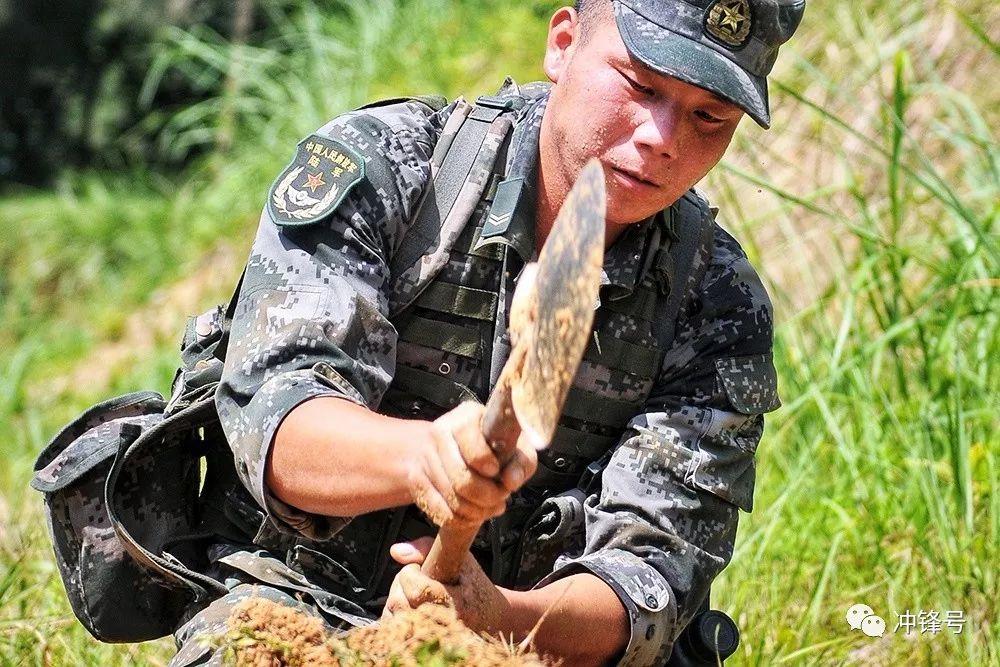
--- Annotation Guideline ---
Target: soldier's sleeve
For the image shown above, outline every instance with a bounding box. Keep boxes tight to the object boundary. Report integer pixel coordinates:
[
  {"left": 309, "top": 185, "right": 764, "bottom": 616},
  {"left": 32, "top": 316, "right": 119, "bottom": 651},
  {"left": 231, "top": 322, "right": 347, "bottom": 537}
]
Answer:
[
  {"left": 533, "top": 224, "right": 781, "bottom": 665},
  {"left": 216, "top": 100, "right": 452, "bottom": 541}
]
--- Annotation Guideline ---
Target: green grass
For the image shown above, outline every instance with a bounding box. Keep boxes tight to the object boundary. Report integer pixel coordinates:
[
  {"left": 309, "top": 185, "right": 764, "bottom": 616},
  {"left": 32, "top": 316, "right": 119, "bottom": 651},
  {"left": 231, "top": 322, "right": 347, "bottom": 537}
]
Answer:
[{"left": 1, "top": 0, "right": 997, "bottom": 664}]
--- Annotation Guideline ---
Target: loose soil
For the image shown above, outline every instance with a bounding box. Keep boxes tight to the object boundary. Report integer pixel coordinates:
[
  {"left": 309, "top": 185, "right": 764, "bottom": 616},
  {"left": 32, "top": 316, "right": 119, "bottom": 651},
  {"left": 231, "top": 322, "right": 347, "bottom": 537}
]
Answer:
[{"left": 217, "top": 597, "right": 556, "bottom": 666}]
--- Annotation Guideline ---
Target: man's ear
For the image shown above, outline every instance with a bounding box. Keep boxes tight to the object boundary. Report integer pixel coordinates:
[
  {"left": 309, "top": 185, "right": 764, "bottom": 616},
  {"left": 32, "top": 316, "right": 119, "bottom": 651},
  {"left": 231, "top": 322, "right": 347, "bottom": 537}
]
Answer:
[{"left": 543, "top": 7, "right": 581, "bottom": 84}]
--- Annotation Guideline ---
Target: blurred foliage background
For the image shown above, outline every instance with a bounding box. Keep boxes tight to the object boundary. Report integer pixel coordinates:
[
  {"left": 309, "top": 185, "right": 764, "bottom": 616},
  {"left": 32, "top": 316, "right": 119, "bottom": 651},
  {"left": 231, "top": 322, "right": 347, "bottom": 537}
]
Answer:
[{"left": 0, "top": 0, "right": 997, "bottom": 665}]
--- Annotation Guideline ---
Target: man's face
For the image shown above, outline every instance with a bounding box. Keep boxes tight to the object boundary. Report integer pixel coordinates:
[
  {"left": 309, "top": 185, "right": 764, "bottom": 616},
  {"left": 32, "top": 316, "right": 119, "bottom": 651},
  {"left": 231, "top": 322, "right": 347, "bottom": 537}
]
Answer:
[{"left": 541, "top": 8, "right": 744, "bottom": 227}]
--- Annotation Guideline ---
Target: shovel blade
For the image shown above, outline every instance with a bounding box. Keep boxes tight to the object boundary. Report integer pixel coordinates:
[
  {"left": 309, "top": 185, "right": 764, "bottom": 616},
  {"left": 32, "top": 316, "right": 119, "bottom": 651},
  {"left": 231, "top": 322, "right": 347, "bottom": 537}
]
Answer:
[{"left": 512, "top": 158, "right": 606, "bottom": 446}]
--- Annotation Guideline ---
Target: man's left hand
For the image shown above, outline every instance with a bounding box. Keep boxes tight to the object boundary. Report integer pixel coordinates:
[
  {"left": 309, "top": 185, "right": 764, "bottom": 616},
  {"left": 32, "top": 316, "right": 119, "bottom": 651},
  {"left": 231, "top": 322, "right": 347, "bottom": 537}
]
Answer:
[{"left": 382, "top": 536, "right": 511, "bottom": 635}]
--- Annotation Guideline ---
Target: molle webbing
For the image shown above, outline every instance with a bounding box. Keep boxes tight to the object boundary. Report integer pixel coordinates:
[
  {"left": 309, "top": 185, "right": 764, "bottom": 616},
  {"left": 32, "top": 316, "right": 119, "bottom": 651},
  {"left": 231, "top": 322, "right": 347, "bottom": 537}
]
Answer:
[
  {"left": 583, "top": 333, "right": 665, "bottom": 378},
  {"left": 399, "top": 314, "right": 481, "bottom": 358},
  {"left": 561, "top": 387, "right": 644, "bottom": 427},
  {"left": 413, "top": 282, "right": 498, "bottom": 321},
  {"left": 600, "top": 285, "right": 659, "bottom": 322},
  {"left": 527, "top": 194, "right": 716, "bottom": 489},
  {"left": 389, "top": 365, "right": 477, "bottom": 409}
]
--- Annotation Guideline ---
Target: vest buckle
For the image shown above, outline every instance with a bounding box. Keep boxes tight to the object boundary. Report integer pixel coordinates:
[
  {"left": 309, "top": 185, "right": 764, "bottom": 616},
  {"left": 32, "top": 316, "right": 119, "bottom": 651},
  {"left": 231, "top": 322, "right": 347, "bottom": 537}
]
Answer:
[
  {"left": 475, "top": 94, "right": 524, "bottom": 112},
  {"left": 578, "top": 452, "right": 612, "bottom": 495}
]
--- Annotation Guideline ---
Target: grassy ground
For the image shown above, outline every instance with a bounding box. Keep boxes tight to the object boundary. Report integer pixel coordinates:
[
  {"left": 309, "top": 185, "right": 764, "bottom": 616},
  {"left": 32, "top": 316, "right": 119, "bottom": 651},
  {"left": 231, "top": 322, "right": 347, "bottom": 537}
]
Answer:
[{"left": 1, "top": 1, "right": 996, "bottom": 664}]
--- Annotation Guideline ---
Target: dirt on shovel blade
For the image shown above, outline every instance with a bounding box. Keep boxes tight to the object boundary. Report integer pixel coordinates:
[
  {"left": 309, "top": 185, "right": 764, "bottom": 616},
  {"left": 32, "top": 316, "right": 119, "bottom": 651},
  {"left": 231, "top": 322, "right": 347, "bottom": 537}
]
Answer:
[{"left": 214, "top": 596, "right": 558, "bottom": 666}]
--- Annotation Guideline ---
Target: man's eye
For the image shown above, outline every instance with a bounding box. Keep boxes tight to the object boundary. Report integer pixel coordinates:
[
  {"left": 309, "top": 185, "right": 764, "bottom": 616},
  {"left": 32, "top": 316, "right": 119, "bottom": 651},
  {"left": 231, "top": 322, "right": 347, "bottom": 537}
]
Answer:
[
  {"left": 623, "top": 73, "right": 656, "bottom": 97},
  {"left": 695, "top": 110, "right": 723, "bottom": 123}
]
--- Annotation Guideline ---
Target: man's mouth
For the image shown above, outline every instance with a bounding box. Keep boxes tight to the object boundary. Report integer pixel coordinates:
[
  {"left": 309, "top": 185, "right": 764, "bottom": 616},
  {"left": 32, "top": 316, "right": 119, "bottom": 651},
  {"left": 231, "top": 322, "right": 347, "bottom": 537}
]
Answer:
[{"left": 608, "top": 165, "right": 660, "bottom": 189}]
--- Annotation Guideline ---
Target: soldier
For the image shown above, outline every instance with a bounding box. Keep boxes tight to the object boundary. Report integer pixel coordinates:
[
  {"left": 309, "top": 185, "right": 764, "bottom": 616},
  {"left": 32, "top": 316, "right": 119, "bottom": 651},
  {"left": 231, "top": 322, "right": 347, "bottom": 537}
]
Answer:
[{"left": 171, "top": 1, "right": 804, "bottom": 665}]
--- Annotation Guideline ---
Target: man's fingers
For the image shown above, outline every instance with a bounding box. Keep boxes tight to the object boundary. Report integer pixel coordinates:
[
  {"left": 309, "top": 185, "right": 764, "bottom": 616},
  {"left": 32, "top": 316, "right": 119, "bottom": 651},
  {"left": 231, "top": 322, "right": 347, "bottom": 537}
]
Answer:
[
  {"left": 383, "top": 575, "right": 410, "bottom": 618},
  {"left": 389, "top": 542, "right": 422, "bottom": 566},
  {"left": 500, "top": 444, "right": 538, "bottom": 492},
  {"left": 438, "top": 430, "right": 508, "bottom": 510},
  {"left": 451, "top": 402, "right": 500, "bottom": 478},
  {"left": 411, "top": 472, "right": 456, "bottom": 528},
  {"left": 427, "top": 400, "right": 515, "bottom": 527},
  {"left": 389, "top": 536, "right": 435, "bottom": 566},
  {"left": 427, "top": 425, "right": 463, "bottom": 512},
  {"left": 398, "top": 563, "right": 452, "bottom": 608},
  {"left": 452, "top": 470, "right": 509, "bottom": 509}
]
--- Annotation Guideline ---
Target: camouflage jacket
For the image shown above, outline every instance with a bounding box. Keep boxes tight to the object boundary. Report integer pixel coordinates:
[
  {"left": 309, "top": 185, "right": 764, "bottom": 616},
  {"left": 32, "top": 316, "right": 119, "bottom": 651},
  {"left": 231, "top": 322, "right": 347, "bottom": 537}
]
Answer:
[{"left": 214, "top": 79, "right": 780, "bottom": 665}]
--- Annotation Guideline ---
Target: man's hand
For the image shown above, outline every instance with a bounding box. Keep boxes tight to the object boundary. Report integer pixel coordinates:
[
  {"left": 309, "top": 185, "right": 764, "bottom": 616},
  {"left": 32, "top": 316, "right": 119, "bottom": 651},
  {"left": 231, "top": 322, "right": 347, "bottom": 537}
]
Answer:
[
  {"left": 382, "top": 536, "right": 512, "bottom": 634},
  {"left": 406, "top": 401, "right": 537, "bottom": 529}
]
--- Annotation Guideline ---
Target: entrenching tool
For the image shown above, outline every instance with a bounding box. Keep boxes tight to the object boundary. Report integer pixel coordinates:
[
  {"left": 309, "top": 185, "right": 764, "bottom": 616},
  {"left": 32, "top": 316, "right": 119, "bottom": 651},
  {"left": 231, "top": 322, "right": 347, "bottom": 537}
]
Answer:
[{"left": 421, "top": 158, "right": 607, "bottom": 585}]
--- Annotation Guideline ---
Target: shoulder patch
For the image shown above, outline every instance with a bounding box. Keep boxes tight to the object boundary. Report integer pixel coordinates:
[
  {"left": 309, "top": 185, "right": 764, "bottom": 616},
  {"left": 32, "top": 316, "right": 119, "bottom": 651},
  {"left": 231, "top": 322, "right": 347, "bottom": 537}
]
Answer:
[{"left": 268, "top": 134, "right": 365, "bottom": 226}]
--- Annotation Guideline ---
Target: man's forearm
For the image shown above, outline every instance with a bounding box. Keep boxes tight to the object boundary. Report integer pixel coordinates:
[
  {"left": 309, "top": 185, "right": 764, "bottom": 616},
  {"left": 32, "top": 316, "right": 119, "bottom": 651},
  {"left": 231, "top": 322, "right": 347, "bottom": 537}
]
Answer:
[
  {"left": 268, "top": 396, "right": 426, "bottom": 517},
  {"left": 502, "top": 573, "right": 629, "bottom": 666}
]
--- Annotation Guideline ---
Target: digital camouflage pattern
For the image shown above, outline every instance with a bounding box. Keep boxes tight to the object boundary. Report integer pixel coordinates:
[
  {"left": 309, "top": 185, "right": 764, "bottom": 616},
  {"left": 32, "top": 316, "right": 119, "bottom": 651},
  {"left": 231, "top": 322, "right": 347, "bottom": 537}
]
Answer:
[
  {"left": 31, "top": 394, "right": 171, "bottom": 641},
  {"left": 168, "top": 79, "right": 781, "bottom": 666}
]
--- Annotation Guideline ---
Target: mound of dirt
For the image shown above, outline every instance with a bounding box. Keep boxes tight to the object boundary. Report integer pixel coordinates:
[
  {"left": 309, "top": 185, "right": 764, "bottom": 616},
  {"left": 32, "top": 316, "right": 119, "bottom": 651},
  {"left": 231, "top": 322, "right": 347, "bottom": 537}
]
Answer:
[{"left": 216, "top": 597, "right": 556, "bottom": 666}]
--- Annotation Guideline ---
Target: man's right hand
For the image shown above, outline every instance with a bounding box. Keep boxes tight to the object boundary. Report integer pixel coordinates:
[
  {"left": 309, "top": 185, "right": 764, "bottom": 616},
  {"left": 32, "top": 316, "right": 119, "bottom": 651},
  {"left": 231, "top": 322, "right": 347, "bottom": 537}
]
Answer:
[{"left": 407, "top": 401, "right": 538, "bottom": 528}]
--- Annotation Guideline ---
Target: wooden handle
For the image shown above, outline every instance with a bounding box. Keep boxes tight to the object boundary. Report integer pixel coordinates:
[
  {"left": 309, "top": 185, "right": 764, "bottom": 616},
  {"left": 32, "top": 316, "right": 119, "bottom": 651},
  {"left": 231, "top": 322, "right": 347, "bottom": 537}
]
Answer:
[{"left": 420, "top": 376, "right": 521, "bottom": 584}]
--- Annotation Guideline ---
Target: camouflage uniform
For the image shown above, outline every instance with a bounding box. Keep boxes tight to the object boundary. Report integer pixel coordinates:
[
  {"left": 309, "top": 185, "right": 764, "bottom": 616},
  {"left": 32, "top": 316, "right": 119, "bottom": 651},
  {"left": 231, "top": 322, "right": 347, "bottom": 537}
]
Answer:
[{"left": 169, "top": 76, "right": 780, "bottom": 666}]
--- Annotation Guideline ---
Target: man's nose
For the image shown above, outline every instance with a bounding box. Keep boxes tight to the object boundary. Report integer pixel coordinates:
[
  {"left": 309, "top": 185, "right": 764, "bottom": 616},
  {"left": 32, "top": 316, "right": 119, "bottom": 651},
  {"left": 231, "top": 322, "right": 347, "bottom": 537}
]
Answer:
[{"left": 632, "top": 103, "right": 681, "bottom": 159}]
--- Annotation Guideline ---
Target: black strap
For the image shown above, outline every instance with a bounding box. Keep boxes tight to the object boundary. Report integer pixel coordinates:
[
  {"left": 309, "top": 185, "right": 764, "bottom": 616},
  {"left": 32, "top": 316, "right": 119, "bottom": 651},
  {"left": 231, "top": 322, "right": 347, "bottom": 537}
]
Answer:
[
  {"left": 414, "top": 281, "right": 498, "bottom": 321},
  {"left": 659, "top": 194, "right": 716, "bottom": 345},
  {"left": 561, "top": 387, "right": 644, "bottom": 427},
  {"left": 391, "top": 365, "right": 478, "bottom": 409},
  {"left": 212, "top": 266, "right": 247, "bottom": 363},
  {"left": 601, "top": 286, "right": 659, "bottom": 322},
  {"left": 357, "top": 95, "right": 449, "bottom": 112},
  {"left": 550, "top": 425, "right": 617, "bottom": 459}
]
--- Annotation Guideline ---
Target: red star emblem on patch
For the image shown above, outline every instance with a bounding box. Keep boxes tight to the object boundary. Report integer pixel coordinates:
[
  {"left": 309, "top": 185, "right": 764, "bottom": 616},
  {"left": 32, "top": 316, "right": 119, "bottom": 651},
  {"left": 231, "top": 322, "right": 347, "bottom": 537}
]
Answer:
[{"left": 304, "top": 171, "right": 326, "bottom": 192}]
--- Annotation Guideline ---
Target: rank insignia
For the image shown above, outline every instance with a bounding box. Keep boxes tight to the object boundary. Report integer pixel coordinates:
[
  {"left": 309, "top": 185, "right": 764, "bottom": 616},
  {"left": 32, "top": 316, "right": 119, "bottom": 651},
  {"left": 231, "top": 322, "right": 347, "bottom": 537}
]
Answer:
[
  {"left": 268, "top": 134, "right": 365, "bottom": 225},
  {"left": 705, "top": 0, "right": 753, "bottom": 48}
]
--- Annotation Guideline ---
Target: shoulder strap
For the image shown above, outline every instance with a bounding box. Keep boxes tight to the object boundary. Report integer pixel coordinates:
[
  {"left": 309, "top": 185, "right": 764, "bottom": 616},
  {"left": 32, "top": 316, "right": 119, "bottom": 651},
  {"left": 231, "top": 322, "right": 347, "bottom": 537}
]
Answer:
[
  {"left": 211, "top": 266, "right": 246, "bottom": 363},
  {"left": 655, "top": 190, "right": 717, "bottom": 345},
  {"left": 387, "top": 98, "right": 516, "bottom": 317},
  {"left": 357, "top": 94, "right": 449, "bottom": 113}
]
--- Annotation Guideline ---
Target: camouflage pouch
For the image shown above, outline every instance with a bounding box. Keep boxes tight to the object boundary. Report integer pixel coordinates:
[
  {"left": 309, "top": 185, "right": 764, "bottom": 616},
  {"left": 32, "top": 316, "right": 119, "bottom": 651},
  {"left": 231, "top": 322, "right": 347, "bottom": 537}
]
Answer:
[
  {"left": 31, "top": 391, "right": 171, "bottom": 640},
  {"left": 30, "top": 287, "right": 243, "bottom": 641},
  {"left": 510, "top": 488, "right": 588, "bottom": 589}
]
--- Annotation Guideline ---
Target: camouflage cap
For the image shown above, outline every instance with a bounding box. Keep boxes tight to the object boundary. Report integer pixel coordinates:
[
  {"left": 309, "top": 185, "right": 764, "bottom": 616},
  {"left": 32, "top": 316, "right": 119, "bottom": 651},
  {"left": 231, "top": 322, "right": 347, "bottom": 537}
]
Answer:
[{"left": 613, "top": 0, "right": 805, "bottom": 128}]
